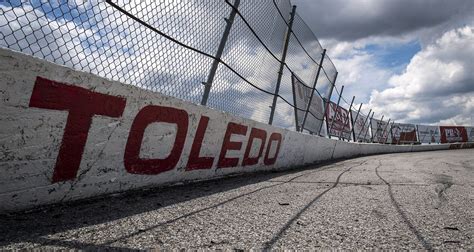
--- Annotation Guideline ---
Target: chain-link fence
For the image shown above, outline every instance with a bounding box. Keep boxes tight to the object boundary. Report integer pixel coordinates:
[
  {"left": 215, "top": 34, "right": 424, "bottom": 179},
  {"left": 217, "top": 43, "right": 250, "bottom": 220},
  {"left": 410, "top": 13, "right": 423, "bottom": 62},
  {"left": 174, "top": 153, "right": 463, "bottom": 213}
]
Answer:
[
  {"left": 4, "top": 1, "right": 469, "bottom": 145},
  {"left": 0, "top": 0, "right": 339, "bottom": 131}
]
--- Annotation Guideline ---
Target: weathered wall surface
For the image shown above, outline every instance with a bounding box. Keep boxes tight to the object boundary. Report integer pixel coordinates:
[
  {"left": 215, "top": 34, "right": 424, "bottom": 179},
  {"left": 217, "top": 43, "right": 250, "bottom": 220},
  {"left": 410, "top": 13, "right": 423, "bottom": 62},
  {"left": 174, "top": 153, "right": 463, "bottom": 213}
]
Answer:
[{"left": 0, "top": 48, "right": 459, "bottom": 213}]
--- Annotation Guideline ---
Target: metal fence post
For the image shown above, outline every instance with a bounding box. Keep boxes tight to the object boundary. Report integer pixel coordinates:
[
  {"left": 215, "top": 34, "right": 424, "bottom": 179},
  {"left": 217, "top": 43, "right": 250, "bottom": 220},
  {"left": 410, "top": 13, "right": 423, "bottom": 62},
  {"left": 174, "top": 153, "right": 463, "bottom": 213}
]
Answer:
[
  {"left": 363, "top": 111, "right": 374, "bottom": 142},
  {"left": 291, "top": 77, "right": 300, "bottom": 131},
  {"left": 319, "top": 72, "right": 338, "bottom": 136},
  {"left": 201, "top": 0, "right": 240, "bottom": 106},
  {"left": 338, "top": 95, "right": 354, "bottom": 140},
  {"left": 416, "top": 125, "right": 423, "bottom": 143},
  {"left": 384, "top": 121, "right": 395, "bottom": 144},
  {"left": 371, "top": 115, "right": 384, "bottom": 143},
  {"left": 300, "top": 49, "right": 326, "bottom": 132},
  {"left": 268, "top": 5, "right": 297, "bottom": 125},
  {"left": 357, "top": 108, "right": 371, "bottom": 141},
  {"left": 351, "top": 103, "right": 363, "bottom": 141},
  {"left": 381, "top": 118, "right": 391, "bottom": 144},
  {"left": 328, "top": 85, "right": 344, "bottom": 137}
]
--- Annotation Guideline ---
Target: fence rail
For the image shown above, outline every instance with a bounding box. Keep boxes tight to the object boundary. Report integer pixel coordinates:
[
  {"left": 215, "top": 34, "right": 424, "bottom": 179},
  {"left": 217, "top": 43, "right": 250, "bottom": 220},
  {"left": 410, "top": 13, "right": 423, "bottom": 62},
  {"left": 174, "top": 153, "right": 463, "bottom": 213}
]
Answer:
[{"left": 1, "top": 0, "right": 472, "bottom": 144}]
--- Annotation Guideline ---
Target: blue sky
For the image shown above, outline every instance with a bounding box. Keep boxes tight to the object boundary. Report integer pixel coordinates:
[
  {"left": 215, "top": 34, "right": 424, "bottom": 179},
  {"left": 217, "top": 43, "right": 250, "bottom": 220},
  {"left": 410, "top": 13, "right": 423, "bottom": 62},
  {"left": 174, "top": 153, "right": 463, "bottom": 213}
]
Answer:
[
  {"left": 362, "top": 41, "right": 421, "bottom": 70},
  {"left": 294, "top": 0, "right": 474, "bottom": 125}
]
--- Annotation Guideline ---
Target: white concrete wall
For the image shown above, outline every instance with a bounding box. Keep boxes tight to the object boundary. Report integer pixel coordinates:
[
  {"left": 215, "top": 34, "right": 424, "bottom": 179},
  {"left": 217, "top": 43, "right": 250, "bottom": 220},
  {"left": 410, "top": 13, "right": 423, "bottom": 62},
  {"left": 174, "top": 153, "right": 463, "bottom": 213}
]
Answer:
[{"left": 0, "top": 48, "right": 462, "bottom": 213}]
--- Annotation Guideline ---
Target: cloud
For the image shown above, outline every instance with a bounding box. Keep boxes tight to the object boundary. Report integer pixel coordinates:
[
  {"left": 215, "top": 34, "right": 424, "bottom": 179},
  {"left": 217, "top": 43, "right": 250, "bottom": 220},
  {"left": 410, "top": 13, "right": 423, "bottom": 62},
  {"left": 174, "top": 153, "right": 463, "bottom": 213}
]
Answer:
[
  {"left": 368, "top": 26, "right": 474, "bottom": 125},
  {"left": 2, "top": 1, "right": 472, "bottom": 128},
  {"left": 292, "top": 0, "right": 474, "bottom": 41},
  {"left": 331, "top": 52, "right": 391, "bottom": 105}
]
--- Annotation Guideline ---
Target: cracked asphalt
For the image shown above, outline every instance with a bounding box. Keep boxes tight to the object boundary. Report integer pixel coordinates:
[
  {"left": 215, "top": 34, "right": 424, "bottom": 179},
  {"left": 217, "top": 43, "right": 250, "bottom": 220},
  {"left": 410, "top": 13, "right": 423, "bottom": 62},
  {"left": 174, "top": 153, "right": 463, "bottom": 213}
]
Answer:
[{"left": 1, "top": 149, "right": 473, "bottom": 250}]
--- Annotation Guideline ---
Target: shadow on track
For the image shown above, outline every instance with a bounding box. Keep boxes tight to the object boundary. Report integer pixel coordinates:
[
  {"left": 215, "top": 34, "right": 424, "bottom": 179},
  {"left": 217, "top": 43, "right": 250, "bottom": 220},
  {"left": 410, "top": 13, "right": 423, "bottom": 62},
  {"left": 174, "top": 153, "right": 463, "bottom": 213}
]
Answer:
[{"left": 0, "top": 158, "right": 360, "bottom": 250}]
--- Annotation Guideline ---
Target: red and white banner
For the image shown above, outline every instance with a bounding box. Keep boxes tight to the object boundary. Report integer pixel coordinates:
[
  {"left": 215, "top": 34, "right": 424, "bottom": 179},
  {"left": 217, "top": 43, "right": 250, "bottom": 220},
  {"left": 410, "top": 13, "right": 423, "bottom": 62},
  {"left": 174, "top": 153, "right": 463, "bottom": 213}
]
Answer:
[
  {"left": 440, "top": 126, "right": 468, "bottom": 143},
  {"left": 417, "top": 125, "right": 440, "bottom": 144},
  {"left": 326, "top": 101, "right": 351, "bottom": 140},
  {"left": 371, "top": 118, "right": 390, "bottom": 143},
  {"left": 390, "top": 123, "right": 417, "bottom": 144},
  {"left": 291, "top": 74, "right": 324, "bottom": 133},
  {"left": 351, "top": 111, "right": 370, "bottom": 142}
]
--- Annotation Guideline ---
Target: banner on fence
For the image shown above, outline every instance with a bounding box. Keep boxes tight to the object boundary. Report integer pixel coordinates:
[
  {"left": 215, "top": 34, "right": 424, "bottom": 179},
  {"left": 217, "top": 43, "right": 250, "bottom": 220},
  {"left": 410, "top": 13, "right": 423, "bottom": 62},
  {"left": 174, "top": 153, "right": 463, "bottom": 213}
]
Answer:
[
  {"left": 326, "top": 101, "right": 351, "bottom": 139},
  {"left": 440, "top": 126, "right": 468, "bottom": 143},
  {"left": 467, "top": 127, "right": 474, "bottom": 142},
  {"left": 391, "top": 123, "right": 417, "bottom": 144},
  {"left": 291, "top": 74, "right": 324, "bottom": 133},
  {"left": 351, "top": 111, "right": 370, "bottom": 142},
  {"left": 371, "top": 118, "right": 390, "bottom": 143},
  {"left": 417, "top": 125, "right": 440, "bottom": 143}
]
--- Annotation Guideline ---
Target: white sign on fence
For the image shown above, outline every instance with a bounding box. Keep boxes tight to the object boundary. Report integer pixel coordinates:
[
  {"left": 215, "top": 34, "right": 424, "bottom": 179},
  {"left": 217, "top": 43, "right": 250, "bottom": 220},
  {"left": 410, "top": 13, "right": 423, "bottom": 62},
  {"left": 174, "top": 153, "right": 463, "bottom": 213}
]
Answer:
[
  {"left": 417, "top": 125, "right": 440, "bottom": 143},
  {"left": 371, "top": 118, "right": 390, "bottom": 143},
  {"left": 391, "top": 123, "right": 417, "bottom": 144},
  {"left": 291, "top": 74, "right": 324, "bottom": 134},
  {"left": 326, "top": 101, "right": 351, "bottom": 140},
  {"left": 351, "top": 111, "right": 370, "bottom": 142}
]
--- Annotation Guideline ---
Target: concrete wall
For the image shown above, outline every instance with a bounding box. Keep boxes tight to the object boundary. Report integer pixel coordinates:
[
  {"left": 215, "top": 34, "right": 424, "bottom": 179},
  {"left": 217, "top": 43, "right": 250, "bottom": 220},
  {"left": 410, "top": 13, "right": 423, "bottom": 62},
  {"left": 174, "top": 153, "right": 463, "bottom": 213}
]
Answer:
[{"left": 0, "top": 48, "right": 462, "bottom": 213}]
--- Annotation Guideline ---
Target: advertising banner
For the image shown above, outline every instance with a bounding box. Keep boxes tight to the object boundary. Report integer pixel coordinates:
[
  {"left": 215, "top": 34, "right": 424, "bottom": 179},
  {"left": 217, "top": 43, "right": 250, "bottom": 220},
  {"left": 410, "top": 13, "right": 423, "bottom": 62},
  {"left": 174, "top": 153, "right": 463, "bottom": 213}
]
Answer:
[
  {"left": 351, "top": 111, "right": 370, "bottom": 142},
  {"left": 467, "top": 127, "right": 474, "bottom": 142},
  {"left": 291, "top": 74, "right": 324, "bottom": 134},
  {"left": 326, "top": 101, "right": 351, "bottom": 140},
  {"left": 371, "top": 118, "right": 390, "bottom": 143},
  {"left": 417, "top": 125, "right": 441, "bottom": 143},
  {"left": 391, "top": 123, "right": 417, "bottom": 144},
  {"left": 439, "top": 126, "right": 468, "bottom": 143}
]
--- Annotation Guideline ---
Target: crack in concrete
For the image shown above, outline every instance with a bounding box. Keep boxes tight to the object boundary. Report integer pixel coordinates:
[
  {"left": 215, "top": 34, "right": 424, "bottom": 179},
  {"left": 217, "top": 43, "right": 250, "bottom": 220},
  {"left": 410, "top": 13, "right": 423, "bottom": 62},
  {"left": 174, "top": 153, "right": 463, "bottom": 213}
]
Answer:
[{"left": 58, "top": 120, "right": 122, "bottom": 203}]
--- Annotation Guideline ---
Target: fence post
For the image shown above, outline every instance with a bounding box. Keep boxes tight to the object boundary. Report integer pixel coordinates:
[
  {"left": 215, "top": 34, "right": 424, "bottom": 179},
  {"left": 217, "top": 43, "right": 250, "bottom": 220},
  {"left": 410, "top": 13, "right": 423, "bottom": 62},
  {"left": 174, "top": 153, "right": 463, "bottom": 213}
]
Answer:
[
  {"left": 416, "top": 125, "right": 422, "bottom": 143},
  {"left": 384, "top": 121, "right": 395, "bottom": 144},
  {"left": 300, "top": 49, "right": 326, "bottom": 132},
  {"left": 363, "top": 111, "right": 374, "bottom": 142},
  {"left": 381, "top": 118, "right": 391, "bottom": 144},
  {"left": 291, "top": 76, "right": 300, "bottom": 131},
  {"left": 328, "top": 85, "right": 344, "bottom": 138},
  {"left": 319, "top": 72, "right": 338, "bottom": 136},
  {"left": 371, "top": 115, "right": 384, "bottom": 143},
  {"left": 412, "top": 124, "right": 419, "bottom": 143},
  {"left": 201, "top": 0, "right": 240, "bottom": 106},
  {"left": 268, "top": 5, "right": 297, "bottom": 125},
  {"left": 338, "top": 95, "right": 354, "bottom": 140},
  {"left": 351, "top": 103, "right": 362, "bottom": 141},
  {"left": 357, "top": 108, "right": 371, "bottom": 141}
]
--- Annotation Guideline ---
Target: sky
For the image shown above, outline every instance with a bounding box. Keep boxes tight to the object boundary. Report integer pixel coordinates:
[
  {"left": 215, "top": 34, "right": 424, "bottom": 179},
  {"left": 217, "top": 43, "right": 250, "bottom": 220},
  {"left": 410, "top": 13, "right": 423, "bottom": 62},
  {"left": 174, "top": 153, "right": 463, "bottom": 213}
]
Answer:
[
  {"left": 293, "top": 0, "right": 474, "bottom": 125},
  {"left": 0, "top": 0, "right": 472, "bottom": 129}
]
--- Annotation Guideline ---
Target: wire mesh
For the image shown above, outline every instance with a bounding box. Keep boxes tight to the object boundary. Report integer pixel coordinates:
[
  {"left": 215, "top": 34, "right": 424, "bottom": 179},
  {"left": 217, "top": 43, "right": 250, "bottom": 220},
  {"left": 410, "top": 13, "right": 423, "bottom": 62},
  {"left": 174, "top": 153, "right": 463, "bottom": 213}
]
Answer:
[
  {"left": 0, "top": 0, "right": 339, "bottom": 132},
  {"left": 320, "top": 54, "right": 337, "bottom": 100},
  {"left": 207, "top": 0, "right": 290, "bottom": 124},
  {"left": 0, "top": 0, "right": 219, "bottom": 103}
]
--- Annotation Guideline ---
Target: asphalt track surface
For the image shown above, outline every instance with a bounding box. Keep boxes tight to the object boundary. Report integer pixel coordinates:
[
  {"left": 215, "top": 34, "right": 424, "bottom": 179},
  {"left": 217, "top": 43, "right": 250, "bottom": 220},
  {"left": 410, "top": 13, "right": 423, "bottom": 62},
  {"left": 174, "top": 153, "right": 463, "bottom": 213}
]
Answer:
[{"left": 1, "top": 149, "right": 473, "bottom": 250}]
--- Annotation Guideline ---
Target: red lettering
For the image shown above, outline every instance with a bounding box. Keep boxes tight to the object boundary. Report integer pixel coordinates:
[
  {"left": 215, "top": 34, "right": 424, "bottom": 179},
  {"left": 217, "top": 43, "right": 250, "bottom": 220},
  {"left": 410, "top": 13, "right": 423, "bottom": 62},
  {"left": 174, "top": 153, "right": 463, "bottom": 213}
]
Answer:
[
  {"left": 440, "top": 126, "right": 468, "bottom": 143},
  {"left": 186, "top": 116, "right": 214, "bottom": 170},
  {"left": 242, "top": 128, "right": 267, "bottom": 166},
  {"left": 217, "top": 122, "right": 248, "bottom": 168},
  {"left": 264, "top": 133, "right": 282, "bottom": 165},
  {"left": 29, "top": 77, "right": 126, "bottom": 183},
  {"left": 124, "top": 105, "right": 188, "bottom": 175}
]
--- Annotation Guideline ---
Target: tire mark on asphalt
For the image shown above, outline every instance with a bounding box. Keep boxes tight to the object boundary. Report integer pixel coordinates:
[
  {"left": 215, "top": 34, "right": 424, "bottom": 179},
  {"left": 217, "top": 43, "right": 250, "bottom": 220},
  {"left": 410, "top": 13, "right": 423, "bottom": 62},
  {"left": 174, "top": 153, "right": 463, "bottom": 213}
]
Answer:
[
  {"left": 374, "top": 160, "right": 433, "bottom": 251},
  {"left": 98, "top": 159, "right": 366, "bottom": 246},
  {"left": 263, "top": 159, "right": 368, "bottom": 249}
]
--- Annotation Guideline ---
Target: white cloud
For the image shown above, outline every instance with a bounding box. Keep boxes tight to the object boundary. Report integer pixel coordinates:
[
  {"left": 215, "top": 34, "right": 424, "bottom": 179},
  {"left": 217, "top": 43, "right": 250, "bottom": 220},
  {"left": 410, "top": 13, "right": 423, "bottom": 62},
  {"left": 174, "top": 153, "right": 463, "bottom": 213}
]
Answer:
[{"left": 368, "top": 26, "right": 474, "bottom": 125}]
